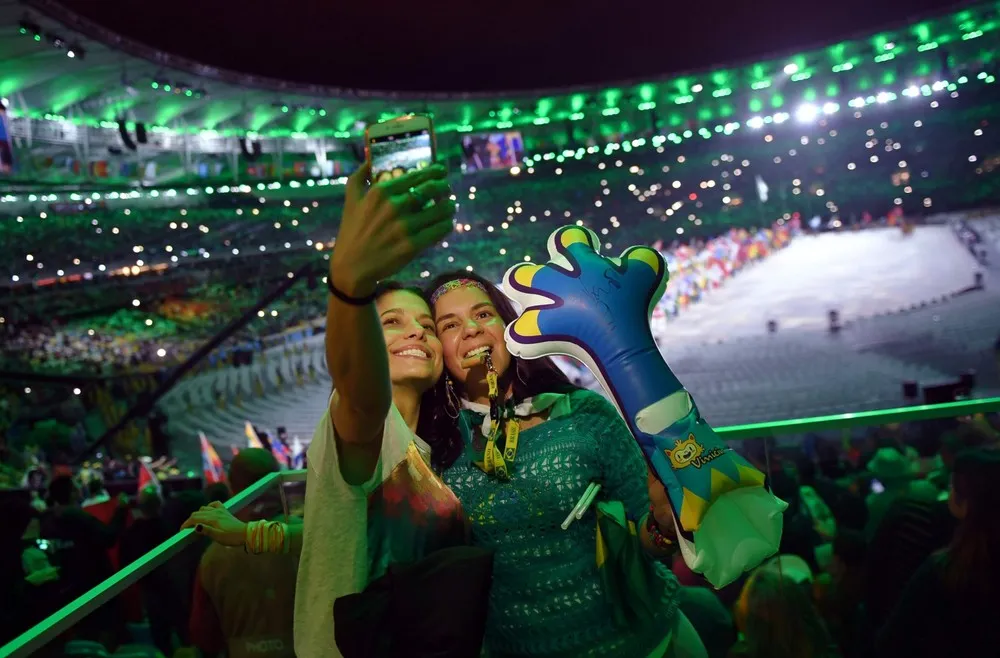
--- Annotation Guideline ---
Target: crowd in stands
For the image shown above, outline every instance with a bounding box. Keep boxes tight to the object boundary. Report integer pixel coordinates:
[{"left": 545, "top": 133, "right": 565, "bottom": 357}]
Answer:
[
  {"left": 4, "top": 78, "right": 999, "bottom": 380},
  {"left": 0, "top": 250, "right": 325, "bottom": 374},
  {"left": 1, "top": 413, "right": 997, "bottom": 657}
]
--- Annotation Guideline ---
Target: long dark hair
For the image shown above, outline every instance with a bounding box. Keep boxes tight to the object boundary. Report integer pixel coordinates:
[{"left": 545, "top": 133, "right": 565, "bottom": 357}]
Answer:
[
  {"left": 940, "top": 447, "right": 1000, "bottom": 595},
  {"left": 424, "top": 271, "right": 577, "bottom": 404},
  {"left": 737, "top": 569, "right": 836, "bottom": 658},
  {"left": 374, "top": 282, "right": 463, "bottom": 472}
]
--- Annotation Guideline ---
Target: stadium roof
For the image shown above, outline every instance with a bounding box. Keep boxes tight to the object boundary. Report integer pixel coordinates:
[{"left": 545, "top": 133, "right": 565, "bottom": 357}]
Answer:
[
  {"left": 1, "top": 0, "right": 998, "bottom": 140},
  {"left": 51, "top": 0, "right": 968, "bottom": 93}
]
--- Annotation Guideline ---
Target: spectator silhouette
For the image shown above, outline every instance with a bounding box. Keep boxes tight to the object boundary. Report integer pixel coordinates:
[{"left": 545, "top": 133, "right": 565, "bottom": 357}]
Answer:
[
  {"left": 40, "top": 475, "right": 128, "bottom": 644},
  {"left": 730, "top": 567, "right": 840, "bottom": 658},
  {"left": 120, "top": 486, "right": 189, "bottom": 656},
  {"left": 190, "top": 448, "right": 297, "bottom": 658},
  {"left": 0, "top": 497, "right": 61, "bottom": 645},
  {"left": 876, "top": 448, "right": 1000, "bottom": 657},
  {"left": 864, "top": 447, "right": 938, "bottom": 538}
]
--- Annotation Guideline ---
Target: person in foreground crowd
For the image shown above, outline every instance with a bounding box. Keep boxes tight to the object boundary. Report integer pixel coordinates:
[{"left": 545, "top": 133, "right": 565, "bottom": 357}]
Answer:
[
  {"left": 190, "top": 448, "right": 298, "bottom": 658},
  {"left": 426, "top": 271, "right": 706, "bottom": 658},
  {"left": 0, "top": 497, "right": 61, "bottom": 645},
  {"left": 875, "top": 447, "right": 1000, "bottom": 658},
  {"left": 41, "top": 475, "right": 130, "bottom": 644},
  {"left": 862, "top": 446, "right": 938, "bottom": 538},
  {"left": 185, "top": 162, "right": 475, "bottom": 658},
  {"left": 120, "top": 486, "right": 188, "bottom": 657},
  {"left": 729, "top": 567, "right": 840, "bottom": 658}
]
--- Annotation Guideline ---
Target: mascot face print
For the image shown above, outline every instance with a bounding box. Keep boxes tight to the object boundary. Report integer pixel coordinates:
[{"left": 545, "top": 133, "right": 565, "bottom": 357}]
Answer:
[{"left": 666, "top": 434, "right": 704, "bottom": 469}]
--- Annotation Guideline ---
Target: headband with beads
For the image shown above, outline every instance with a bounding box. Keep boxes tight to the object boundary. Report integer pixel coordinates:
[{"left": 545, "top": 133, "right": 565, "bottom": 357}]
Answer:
[{"left": 430, "top": 278, "right": 489, "bottom": 305}]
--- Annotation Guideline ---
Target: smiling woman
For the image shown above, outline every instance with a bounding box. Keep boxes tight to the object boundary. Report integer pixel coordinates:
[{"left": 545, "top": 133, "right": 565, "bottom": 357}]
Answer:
[
  {"left": 183, "top": 165, "right": 495, "bottom": 658},
  {"left": 425, "top": 271, "right": 706, "bottom": 658},
  {"left": 427, "top": 273, "right": 572, "bottom": 410},
  {"left": 379, "top": 286, "right": 442, "bottom": 386}
]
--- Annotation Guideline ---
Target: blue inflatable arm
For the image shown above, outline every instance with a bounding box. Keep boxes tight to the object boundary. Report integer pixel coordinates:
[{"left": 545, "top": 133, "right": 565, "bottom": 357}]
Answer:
[{"left": 502, "top": 226, "right": 787, "bottom": 588}]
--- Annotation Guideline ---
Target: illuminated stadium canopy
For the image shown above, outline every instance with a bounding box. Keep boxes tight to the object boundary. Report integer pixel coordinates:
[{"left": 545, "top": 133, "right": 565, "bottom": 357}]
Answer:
[{"left": 1, "top": 0, "right": 998, "bottom": 147}]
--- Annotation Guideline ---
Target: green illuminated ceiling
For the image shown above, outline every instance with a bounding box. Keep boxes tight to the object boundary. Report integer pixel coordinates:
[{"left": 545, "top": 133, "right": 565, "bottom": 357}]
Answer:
[{"left": 1, "top": 1, "right": 998, "bottom": 140}]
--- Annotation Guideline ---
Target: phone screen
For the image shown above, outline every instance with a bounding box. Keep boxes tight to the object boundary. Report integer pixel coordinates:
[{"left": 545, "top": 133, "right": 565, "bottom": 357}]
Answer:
[
  {"left": 870, "top": 478, "right": 885, "bottom": 494},
  {"left": 369, "top": 129, "right": 433, "bottom": 183}
]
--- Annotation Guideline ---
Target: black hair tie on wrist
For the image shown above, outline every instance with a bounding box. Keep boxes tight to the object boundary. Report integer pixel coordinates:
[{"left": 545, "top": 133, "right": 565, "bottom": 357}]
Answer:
[{"left": 327, "top": 276, "right": 377, "bottom": 306}]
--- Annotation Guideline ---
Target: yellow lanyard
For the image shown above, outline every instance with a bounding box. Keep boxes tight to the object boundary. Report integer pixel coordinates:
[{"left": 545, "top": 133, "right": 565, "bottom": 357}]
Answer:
[
  {"left": 482, "top": 417, "right": 520, "bottom": 480},
  {"left": 475, "top": 366, "right": 521, "bottom": 480}
]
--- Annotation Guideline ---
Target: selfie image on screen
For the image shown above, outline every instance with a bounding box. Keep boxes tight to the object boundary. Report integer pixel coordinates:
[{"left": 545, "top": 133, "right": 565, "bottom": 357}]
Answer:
[
  {"left": 370, "top": 130, "right": 433, "bottom": 183},
  {"left": 462, "top": 131, "right": 524, "bottom": 172}
]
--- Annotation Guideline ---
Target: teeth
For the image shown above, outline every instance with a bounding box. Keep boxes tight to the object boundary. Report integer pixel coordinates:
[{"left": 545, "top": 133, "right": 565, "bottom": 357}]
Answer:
[
  {"left": 463, "top": 346, "right": 491, "bottom": 359},
  {"left": 395, "top": 348, "right": 428, "bottom": 359}
]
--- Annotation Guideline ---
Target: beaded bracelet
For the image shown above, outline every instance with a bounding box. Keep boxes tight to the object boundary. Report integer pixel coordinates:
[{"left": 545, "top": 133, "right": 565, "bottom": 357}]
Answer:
[{"left": 646, "top": 504, "right": 676, "bottom": 552}]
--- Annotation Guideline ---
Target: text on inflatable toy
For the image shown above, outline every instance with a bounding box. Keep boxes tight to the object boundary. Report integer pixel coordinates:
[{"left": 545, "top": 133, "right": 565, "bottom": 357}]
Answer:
[{"left": 665, "top": 435, "right": 725, "bottom": 470}]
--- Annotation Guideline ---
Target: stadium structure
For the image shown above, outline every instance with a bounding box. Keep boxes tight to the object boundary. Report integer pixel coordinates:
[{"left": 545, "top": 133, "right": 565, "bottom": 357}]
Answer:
[
  {"left": 0, "top": 1, "right": 998, "bottom": 467},
  {"left": 2, "top": 2, "right": 1000, "bottom": 657}
]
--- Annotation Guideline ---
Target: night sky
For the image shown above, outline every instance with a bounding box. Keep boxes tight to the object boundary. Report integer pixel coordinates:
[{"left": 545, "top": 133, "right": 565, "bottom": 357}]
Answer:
[{"left": 59, "top": 0, "right": 968, "bottom": 93}]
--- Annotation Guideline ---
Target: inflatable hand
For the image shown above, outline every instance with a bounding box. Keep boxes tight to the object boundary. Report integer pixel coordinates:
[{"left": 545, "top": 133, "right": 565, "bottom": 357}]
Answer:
[{"left": 502, "top": 226, "right": 787, "bottom": 588}]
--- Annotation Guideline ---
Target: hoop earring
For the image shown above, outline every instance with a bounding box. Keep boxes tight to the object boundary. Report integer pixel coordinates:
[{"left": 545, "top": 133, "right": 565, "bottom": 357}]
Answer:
[
  {"left": 444, "top": 374, "right": 460, "bottom": 419},
  {"left": 516, "top": 359, "right": 528, "bottom": 388}
]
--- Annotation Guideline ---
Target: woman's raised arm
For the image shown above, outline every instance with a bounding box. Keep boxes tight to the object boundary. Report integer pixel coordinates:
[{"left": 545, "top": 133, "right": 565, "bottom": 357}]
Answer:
[{"left": 325, "top": 163, "right": 454, "bottom": 483}]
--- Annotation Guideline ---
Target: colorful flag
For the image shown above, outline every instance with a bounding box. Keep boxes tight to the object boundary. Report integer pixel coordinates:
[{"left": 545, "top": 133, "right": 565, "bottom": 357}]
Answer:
[
  {"left": 245, "top": 421, "right": 264, "bottom": 449},
  {"left": 271, "top": 440, "right": 291, "bottom": 469},
  {"left": 200, "top": 432, "right": 226, "bottom": 484},
  {"left": 137, "top": 458, "right": 162, "bottom": 496}
]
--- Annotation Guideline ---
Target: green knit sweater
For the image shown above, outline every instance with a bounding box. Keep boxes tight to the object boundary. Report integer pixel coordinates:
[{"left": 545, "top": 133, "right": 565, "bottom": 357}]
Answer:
[{"left": 443, "top": 389, "right": 679, "bottom": 658}]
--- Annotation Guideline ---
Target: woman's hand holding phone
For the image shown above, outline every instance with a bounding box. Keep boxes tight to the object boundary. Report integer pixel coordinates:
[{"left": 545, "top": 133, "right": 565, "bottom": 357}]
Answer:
[{"left": 331, "top": 162, "right": 455, "bottom": 298}]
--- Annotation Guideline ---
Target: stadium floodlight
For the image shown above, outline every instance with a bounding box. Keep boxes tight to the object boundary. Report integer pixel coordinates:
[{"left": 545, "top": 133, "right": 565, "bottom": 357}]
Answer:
[
  {"left": 772, "top": 112, "right": 790, "bottom": 124},
  {"left": 795, "top": 103, "right": 819, "bottom": 122},
  {"left": 747, "top": 116, "right": 765, "bottom": 129},
  {"left": 783, "top": 63, "right": 799, "bottom": 75},
  {"left": 822, "top": 102, "right": 839, "bottom": 115}
]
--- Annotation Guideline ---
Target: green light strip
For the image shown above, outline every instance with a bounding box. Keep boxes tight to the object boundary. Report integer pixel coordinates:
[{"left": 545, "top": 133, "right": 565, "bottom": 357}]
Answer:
[
  {"left": 0, "top": 470, "right": 286, "bottom": 658},
  {"left": 4, "top": 396, "right": 1000, "bottom": 656},
  {"left": 1, "top": 71, "right": 989, "bottom": 207},
  {"left": 716, "top": 396, "right": 1000, "bottom": 440}
]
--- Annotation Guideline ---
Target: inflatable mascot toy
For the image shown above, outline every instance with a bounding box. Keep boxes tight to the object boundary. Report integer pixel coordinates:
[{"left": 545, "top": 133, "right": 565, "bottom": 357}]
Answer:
[{"left": 502, "top": 226, "right": 786, "bottom": 588}]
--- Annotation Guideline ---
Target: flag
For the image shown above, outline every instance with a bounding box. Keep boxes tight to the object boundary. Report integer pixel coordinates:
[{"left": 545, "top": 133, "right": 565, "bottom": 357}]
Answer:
[
  {"left": 595, "top": 500, "right": 667, "bottom": 628},
  {"left": 245, "top": 421, "right": 264, "bottom": 449},
  {"left": 291, "top": 436, "right": 305, "bottom": 469},
  {"left": 137, "top": 458, "right": 162, "bottom": 496},
  {"left": 200, "top": 432, "right": 226, "bottom": 484},
  {"left": 271, "top": 440, "right": 291, "bottom": 469},
  {"left": 755, "top": 175, "right": 769, "bottom": 203}
]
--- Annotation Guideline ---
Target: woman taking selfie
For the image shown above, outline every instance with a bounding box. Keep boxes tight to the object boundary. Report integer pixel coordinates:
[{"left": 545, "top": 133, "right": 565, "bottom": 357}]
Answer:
[
  {"left": 184, "top": 162, "right": 489, "bottom": 658},
  {"left": 427, "top": 271, "right": 707, "bottom": 658},
  {"left": 186, "top": 164, "right": 707, "bottom": 656}
]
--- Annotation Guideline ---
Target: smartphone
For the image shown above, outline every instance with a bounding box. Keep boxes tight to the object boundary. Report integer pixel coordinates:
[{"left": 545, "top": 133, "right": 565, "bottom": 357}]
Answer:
[
  {"left": 365, "top": 115, "right": 436, "bottom": 184},
  {"left": 870, "top": 478, "right": 885, "bottom": 495}
]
